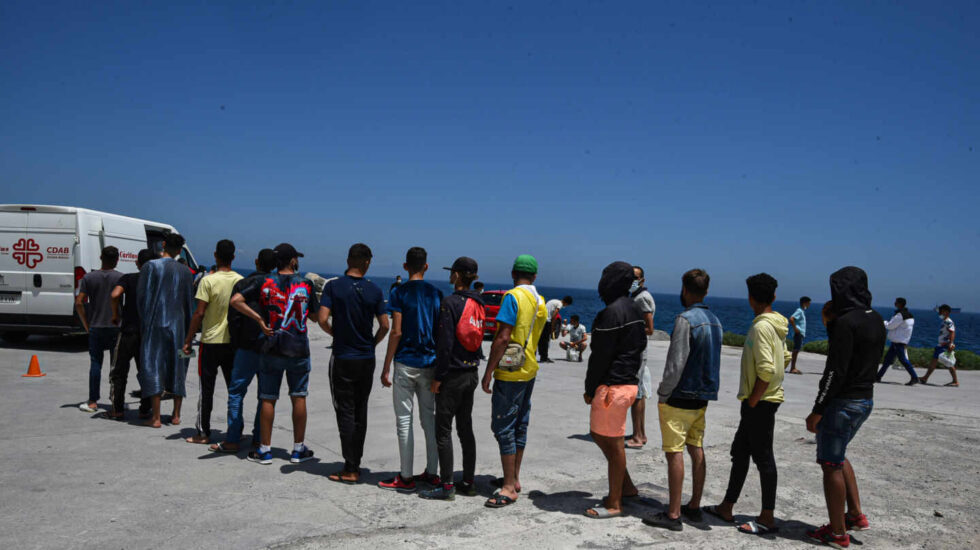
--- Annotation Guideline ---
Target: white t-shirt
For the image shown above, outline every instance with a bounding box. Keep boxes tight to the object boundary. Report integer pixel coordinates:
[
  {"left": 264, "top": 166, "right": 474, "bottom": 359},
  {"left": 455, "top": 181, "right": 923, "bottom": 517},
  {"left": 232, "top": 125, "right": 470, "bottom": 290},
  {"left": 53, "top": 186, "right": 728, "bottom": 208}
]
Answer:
[
  {"left": 546, "top": 299, "right": 563, "bottom": 320},
  {"left": 566, "top": 323, "right": 587, "bottom": 343},
  {"left": 939, "top": 317, "right": 956, "bottom": 345}
]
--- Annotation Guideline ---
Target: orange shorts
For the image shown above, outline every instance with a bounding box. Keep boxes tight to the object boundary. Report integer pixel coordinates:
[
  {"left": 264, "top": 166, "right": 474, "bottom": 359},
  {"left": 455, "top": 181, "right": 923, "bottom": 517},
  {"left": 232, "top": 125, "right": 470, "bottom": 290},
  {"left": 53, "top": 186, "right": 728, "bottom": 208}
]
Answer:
[{"left": 590, "top": 384, "right": 638, "bottom": 437}]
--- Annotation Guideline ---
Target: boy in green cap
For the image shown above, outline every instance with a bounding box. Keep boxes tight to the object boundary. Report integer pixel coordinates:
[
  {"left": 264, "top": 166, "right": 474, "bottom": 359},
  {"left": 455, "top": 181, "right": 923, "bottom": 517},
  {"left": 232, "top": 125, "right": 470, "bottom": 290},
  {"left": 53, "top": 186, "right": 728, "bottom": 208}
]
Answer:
[{"left": 481, "top": 254, "right": 548, "bottom": 508}]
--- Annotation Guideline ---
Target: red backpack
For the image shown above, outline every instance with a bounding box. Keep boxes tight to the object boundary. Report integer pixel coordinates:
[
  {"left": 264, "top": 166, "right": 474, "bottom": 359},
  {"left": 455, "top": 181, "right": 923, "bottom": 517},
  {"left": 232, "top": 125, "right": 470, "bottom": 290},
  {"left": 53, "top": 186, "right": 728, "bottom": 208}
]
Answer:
[{"left": 456, "top": 296, "right": 486, "bottom": 352}]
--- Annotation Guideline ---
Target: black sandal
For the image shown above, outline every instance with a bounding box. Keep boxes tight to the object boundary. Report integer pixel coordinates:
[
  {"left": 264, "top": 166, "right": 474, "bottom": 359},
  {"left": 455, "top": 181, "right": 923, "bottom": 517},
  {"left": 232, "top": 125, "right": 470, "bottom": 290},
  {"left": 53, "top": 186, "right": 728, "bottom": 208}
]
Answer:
[{"left": 485, "top": 493, "right": 517, "bottom": 508}]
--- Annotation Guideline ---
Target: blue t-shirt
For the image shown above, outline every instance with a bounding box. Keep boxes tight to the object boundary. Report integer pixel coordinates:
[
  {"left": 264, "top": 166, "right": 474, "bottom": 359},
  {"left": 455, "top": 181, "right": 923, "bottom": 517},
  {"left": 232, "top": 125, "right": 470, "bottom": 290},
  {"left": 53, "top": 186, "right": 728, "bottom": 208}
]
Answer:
[
  {"left": 791, "top": 307, "right": 806, "bottom": 338},
  {"left": 322, "top": 275, "right": 386, "bottom": 360},
  {"left": 496, "top": 294, "right": 519, "bottom": 327},
  {"left": 386, "top": 280, "right": 443, "bottom": 367}
]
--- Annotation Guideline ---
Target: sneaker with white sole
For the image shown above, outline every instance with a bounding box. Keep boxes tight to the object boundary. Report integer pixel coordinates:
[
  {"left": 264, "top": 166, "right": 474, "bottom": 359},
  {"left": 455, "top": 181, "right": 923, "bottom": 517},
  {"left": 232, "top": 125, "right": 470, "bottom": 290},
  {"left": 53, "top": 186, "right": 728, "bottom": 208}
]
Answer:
[
  {"left": 290, "top": 446, "right": 314, "bottom": 463},
  {"left": 248, "top": 449, "right": 273, "bottom": 465}
]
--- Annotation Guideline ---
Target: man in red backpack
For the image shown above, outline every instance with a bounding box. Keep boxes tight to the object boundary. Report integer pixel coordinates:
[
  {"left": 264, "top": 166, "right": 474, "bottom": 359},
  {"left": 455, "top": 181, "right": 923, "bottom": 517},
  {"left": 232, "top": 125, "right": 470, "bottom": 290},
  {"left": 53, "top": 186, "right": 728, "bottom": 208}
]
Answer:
[{"left": 420, "top": 257, "right": 485, "bottom": 500}]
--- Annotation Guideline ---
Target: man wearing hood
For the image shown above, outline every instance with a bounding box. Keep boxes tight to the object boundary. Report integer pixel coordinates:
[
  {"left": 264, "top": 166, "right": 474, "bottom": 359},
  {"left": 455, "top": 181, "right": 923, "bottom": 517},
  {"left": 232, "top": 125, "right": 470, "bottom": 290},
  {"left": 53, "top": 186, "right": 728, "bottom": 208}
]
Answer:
[
  {"left": 705, "top": 273, "right": 791, "bottom": 535},
  {"left": 805, "top": 267, "right": 885, "bottom": 548},
  {"left": 582, "top": 262, "right": 647, "bottom": 519},
  {"left": 644, "top": 269, "right": 722, "bottom": 532},
  {"left": 876, "top": 298, "right": 918, "bottom": 385}
]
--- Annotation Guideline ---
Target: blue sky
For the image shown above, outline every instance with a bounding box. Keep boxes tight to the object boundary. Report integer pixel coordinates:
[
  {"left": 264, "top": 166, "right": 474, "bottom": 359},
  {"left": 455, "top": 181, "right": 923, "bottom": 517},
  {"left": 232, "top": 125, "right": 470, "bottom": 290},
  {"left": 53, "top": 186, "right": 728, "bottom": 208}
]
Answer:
[{"left": 2, "top": 1, "right": 978, "bottom": 309}]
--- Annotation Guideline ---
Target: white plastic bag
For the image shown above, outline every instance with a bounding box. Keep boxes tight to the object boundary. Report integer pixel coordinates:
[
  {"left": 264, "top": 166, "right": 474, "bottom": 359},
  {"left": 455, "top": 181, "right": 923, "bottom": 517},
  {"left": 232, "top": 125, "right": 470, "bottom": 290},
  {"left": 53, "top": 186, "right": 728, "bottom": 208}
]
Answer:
[
  {"left": 938, "top": 350, "right": 956, "bottom": 368},
  {"left": 567, "top": 348, "right": 581, "bottom": 362}
]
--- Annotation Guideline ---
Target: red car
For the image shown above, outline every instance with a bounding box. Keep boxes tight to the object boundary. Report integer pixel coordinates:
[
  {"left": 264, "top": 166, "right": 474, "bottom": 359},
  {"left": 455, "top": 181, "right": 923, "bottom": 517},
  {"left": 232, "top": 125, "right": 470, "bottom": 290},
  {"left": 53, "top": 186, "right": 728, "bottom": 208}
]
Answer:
[{"left": 481, "top": 290, "right": 507, "bottom": 338}]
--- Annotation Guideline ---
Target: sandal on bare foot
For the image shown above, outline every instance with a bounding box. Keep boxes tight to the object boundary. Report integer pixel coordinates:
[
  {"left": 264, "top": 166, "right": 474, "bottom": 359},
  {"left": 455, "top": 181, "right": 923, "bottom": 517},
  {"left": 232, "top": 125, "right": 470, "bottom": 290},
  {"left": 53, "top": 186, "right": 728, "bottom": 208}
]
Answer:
[
  {"left": 210, "top": 442, "right": 238, "bottom": 453},
  {"left": 170, "top": 416, "right": 181, "bottom": 425},
  {"left": 328, "top": 471, "right": 359, "bottom": 484},
  {"left": 738, "top": 520, "right": 779, "bottom": 535},
  {"left": 703, "top": 505, "right": 734, "bottom": 523},
  {"left": 585, "top": 505, "right": 621, "bottom": 519},
  {"left": 186, "top": 434, "right": 209, "bottom": 444},
  {"left": 944, "top": 382, "right": 959, "bottom": 387}
]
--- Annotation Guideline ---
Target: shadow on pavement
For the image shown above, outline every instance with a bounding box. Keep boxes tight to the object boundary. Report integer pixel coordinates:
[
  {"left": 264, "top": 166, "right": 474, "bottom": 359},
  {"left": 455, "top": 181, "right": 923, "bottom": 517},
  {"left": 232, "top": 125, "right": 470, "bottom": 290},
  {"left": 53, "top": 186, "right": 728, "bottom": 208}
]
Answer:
[
  {"left": 1, "top": 334, "right": 88, "bottom": 353},
  {"left": 527, "top": 489, "right": 594, "bottom": 516},
  {"left": 566, "top": 433, "right": 593, "bottom": 443}
]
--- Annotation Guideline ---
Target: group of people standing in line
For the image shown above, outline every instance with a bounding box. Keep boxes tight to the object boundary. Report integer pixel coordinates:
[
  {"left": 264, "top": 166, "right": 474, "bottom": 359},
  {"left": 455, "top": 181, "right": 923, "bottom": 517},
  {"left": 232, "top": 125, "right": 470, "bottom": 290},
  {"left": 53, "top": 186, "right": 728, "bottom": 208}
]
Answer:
[{"left": 72, "top": 233, "right": 958, "bottom": 549}]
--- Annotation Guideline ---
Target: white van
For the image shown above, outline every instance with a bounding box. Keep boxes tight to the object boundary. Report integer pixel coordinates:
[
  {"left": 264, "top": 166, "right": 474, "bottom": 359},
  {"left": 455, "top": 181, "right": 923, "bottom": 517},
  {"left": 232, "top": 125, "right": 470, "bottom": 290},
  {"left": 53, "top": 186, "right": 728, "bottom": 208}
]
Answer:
[{"left": 0, "top": 205, "right": 199, "bottom": 342}]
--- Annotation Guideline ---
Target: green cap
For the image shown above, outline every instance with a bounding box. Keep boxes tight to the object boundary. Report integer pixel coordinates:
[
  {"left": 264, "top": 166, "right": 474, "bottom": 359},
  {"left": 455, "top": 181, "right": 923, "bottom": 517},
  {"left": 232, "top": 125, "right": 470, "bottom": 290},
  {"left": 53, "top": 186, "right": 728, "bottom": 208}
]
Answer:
[{"left": 512, "top": 254, "right": 538, "bottom": 274}]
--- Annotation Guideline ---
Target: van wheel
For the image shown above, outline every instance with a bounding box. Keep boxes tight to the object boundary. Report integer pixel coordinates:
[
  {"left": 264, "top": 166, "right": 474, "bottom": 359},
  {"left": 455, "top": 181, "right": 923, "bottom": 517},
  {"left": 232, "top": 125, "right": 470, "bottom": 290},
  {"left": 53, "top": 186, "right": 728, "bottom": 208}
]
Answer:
[{"left": 0, "top": 332, "right": 29, "bottom": 344}]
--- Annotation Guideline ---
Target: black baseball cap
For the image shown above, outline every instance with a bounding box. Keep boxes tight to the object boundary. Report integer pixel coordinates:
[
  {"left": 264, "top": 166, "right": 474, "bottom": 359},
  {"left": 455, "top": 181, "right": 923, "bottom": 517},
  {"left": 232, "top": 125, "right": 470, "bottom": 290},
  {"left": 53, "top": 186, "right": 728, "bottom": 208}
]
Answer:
[
  {"left": 273, "top": 243, "right": 304, "bottom": 261},
  {"left": 444, "top": 256, "right": 478, "bottom": 275}
]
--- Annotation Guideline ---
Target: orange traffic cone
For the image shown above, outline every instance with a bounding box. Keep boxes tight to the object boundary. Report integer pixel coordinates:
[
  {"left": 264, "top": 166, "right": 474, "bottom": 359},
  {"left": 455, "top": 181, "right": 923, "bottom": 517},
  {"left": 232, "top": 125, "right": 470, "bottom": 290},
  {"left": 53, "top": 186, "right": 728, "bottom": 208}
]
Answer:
[{"left": 23, "top": 355, "right": 45, "bottom": 377}]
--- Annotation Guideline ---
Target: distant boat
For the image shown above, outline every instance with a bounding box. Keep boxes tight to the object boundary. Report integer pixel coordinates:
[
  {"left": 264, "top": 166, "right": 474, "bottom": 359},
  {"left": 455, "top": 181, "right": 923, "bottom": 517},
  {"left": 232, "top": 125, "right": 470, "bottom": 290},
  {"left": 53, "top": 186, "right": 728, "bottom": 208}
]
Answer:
[{"left": 934, "top": 305, "right": 962, "bottom": 313}]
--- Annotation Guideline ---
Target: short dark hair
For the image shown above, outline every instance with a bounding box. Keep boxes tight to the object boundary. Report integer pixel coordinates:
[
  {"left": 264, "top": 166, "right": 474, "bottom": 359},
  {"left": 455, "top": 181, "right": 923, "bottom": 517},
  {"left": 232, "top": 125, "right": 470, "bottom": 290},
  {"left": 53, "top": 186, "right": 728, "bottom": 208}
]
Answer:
[
  {"left": 473, "top": 281, "right": 484, "bottom": 290},
  {"left": 746, "top": 273, "right": 778, "bottom": 305},
  {"left": 562, "top": 295, "right": 574, "bottom": 305},
  {"left": 939, "top": 304, "right": 952, "bottom": 314},
  {"left": 458, "top": 273, "right": 478, "bottom": 286},
  {"left": 214, "top": 239, "right": 235, "bottom": 264},
  {"left": 405, "top": 247, "right": 427, "bottom": 272},
  {"left": 682, "top": 268, "right": 710, "bottom": 298},
  {"left": 512, "top": 270, "right": 535, "bottom": 281},
  {"left": 633, "top": 265, "right": 645, "bottom": 279},
  {"left": 164, "top": 233, "right": 185, "bottom": 256},
  {"left": 347, "top": 243, "right": 372, "bottom": 267},
  {"left": 895, "top": 297, "right": 907, "bottom": 308},
  {"left": 255, "top": 249, "right": 277, "bottom": 272},
  {"left": 101, "top": 246, "right": 119, "bottom": 267},
  {"left": 570, "top": 314, "right": 580, "bottom": 322},
  {"left": 136, "top": 248, "right": 155, "bottom": 268},
  {"left": 800, "top": 296, "right": 812, "bottom": 306}
]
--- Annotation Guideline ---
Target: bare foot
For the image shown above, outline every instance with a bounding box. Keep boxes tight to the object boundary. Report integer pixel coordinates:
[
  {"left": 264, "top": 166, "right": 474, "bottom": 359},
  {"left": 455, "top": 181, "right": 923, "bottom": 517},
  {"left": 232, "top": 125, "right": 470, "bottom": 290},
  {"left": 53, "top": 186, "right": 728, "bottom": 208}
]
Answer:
[
  {"left": 790, "top": 369, "right": 803, "bottom": 375},
  {"left": 170, "top": 416, "right": 181, "bottom": 425},
  {"left": 625, "top": 438, "right": 645, "bottom": 449},
  {"left": 186, "top": 434, "right": 209, "bottom": 444},
  {"left": 144, "top": 418, "right": 162, "bottom": 428}
]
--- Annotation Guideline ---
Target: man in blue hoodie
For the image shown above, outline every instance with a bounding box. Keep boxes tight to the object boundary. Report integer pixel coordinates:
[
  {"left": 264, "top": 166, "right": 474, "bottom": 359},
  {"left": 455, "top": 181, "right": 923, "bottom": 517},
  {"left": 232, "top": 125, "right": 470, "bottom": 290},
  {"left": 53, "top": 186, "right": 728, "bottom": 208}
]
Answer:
[{"left": 643, "top": 269, "right": 723, "bottom": 531}]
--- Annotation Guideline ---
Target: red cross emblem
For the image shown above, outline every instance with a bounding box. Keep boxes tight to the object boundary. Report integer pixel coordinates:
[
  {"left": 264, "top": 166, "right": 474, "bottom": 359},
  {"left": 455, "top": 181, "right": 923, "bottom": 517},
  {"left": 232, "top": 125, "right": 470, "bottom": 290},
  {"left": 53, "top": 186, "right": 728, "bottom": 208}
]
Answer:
[{"left": 12, "top": 238, "right": 43, "bottom": 268}]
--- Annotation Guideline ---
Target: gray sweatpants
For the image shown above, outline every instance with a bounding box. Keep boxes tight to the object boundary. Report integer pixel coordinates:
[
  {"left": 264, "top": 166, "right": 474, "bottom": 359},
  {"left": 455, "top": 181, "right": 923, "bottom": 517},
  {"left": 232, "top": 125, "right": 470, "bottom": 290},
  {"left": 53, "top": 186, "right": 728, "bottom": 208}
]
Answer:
[{"left": 392, "top": 362, "right": 438, "bottom": 478}]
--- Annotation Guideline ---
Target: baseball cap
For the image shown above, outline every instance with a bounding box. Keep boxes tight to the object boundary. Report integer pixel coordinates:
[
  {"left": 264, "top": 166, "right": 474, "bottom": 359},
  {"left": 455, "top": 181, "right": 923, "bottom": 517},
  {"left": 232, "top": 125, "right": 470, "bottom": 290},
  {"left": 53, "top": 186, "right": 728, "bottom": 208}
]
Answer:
[
  {"left": 443, "top": 256, "right": 478, "bottom": 275},
  {"left": 512, "top": 254, "right": 538, "bottom": 274},
  {"left": 273, "top": 243, "right": 304, "bottom": 261}
]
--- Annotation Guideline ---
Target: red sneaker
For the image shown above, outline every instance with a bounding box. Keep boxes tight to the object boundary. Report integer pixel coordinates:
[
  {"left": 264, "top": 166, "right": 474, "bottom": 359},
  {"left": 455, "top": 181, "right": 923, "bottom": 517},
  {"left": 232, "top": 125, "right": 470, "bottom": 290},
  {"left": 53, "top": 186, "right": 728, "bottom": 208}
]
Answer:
[
  {"left": 378, "top": 475, "right": 416, "bottom": 493},
  {"left": 845, "top": 513, "right": 870, "bottom": 531},
  {"left": 807, "top": 524, "right": 850, "bottom": 549},
  {"left": 415, "top": 471, "right": 441, "bottom": 486}
]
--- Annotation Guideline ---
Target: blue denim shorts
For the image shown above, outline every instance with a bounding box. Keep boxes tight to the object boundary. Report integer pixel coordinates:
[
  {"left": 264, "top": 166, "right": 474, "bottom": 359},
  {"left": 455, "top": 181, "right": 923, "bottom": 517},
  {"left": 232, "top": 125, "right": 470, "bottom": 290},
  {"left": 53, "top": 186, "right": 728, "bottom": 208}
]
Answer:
[
  {"left": 933, "top": 345, "right": 950, "bottom": 359},
  {"left": 793, "top": 332, "right": 804, "bottom": 351},
  {"left": 816, "top": 398, "right": 872, "bottom": 467},
  {"left": 258, "top": 355, "right": 311, "bottom": 400}
]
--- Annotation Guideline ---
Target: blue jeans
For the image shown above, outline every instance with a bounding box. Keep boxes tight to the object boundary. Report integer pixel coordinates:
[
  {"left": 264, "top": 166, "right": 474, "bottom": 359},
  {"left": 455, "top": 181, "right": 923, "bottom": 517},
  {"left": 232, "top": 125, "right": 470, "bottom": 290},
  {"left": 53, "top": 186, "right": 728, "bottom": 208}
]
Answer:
[
  {"left": 793, "top": 332, "right": 804, "bottom": 351},
  {"left": 490, "top": 378, "right": 536, "bottom": 455},
  {"left": 877, "top": 343, "right": 918, "bottom": 381},
  {"left": 226, "top": 349, "right": 262, "bottom": 444},
  {"left": 88, "top": 327, "right": 120, "bottom": 402},
  {"left": 816, "top": 398, "right": 872, "bottom": 467},
  {"left": 258, "top": 355, "right": 311, "bottom": 400}
]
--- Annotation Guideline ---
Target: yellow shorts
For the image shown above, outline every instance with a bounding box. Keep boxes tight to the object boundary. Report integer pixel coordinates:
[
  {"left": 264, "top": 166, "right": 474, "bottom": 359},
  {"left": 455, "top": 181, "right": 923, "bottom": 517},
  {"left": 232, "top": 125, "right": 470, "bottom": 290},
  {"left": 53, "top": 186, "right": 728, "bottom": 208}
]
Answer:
[{"left": 657, "top": 403, "right": 707, "bottom": 453}]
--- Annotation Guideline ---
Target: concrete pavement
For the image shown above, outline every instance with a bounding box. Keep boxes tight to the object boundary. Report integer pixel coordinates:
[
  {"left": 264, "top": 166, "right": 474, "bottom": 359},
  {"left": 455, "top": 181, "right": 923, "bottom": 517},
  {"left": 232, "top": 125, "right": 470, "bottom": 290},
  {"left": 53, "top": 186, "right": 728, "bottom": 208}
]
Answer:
[{"left": 2, "top": 331, "right": 978, "bottom": 549}]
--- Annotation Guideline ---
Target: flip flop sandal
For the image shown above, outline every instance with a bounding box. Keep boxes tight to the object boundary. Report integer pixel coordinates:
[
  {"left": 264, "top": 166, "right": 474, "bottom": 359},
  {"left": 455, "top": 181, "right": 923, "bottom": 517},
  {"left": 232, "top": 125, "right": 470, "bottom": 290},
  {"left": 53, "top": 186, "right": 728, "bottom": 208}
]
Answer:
[
  {"left": 737, "top": 520, "right": 779, "bottom": 535},
  {"left": 584, "top": 506, "right": 621, "bottom": 519},
  {"left": 490, "top": 477, "right": 521, "bottom": 493},
  {"left": 702, "top": 505, "right": 734, "bottom": 523},
  {"left": 944, "top": 382, "right": 959, "bottom": 387},
  {"left": 328, "top": 472, "right": 359, "bottom": 485},
  {"left": 210, "top": 442, "right": 238, "bottom": 454},
  {"left": 485, "top": 493, "right": 518, "bottom": 508},
  {"left": 625, "top": 442, "right": 645, "bottom": 449}
]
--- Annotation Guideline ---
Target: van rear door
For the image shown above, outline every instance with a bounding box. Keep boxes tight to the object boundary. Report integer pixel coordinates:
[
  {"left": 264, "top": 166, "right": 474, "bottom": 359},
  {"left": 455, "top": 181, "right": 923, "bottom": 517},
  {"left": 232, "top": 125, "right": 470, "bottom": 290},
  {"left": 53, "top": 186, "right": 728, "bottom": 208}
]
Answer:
[
  {"left": 102, "top": 216, "right": 147, "bottom": 274},
  {"left": 0, "top": 211, "right": 29, "bottom": 324},
  {"left": 25, "top": 211, "right": 77, "bottom": 323}
]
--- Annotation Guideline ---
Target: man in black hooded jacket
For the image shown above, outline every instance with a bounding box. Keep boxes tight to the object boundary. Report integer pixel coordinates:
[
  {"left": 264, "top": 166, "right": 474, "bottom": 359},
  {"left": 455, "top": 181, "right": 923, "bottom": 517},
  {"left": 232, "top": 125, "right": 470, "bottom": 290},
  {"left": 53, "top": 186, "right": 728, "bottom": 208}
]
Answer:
[
  {"left": 805, "top": 266, "right": 885, "bottom": 548},
  {"left": 582, "top": 261, "right": 647, "bottom": 519}
]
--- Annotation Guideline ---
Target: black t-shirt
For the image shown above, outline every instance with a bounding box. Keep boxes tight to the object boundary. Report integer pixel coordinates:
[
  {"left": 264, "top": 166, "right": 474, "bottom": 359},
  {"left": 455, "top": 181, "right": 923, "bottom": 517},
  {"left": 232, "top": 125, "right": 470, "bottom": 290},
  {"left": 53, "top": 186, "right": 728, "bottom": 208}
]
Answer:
[{"left": 117, "top": 272, "right": 141, "bottom": 334}]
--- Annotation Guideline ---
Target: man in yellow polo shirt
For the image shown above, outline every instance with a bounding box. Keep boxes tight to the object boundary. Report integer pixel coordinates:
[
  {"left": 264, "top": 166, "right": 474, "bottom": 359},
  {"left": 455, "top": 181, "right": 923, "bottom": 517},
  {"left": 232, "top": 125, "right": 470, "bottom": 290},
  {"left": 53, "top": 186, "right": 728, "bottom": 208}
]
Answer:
[
  {"left": 704, "top": 273, "right": 790, "bottom": 536},
  {"left": 481, "top": 254, "right": 547, "bottom": 508},
  {"left": 183, "top": 239, "right": 243, "bottom": 444}
]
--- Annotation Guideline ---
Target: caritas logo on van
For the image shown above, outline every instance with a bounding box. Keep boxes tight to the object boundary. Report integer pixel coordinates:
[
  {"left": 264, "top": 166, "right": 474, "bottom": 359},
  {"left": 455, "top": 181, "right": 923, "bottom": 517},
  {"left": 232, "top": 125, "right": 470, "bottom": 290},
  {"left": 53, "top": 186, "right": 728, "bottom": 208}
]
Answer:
[{"left": 9, "top": 238, "right": 45, "bottom": 268}]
